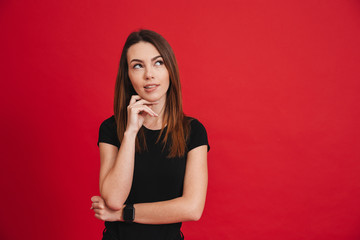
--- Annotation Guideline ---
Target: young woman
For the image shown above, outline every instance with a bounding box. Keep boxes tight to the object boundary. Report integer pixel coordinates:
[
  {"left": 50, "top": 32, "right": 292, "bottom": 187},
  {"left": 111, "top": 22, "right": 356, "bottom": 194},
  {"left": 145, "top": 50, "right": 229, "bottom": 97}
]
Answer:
[{"left": 90, "top": 29, "right": 210, "bottom": 240}]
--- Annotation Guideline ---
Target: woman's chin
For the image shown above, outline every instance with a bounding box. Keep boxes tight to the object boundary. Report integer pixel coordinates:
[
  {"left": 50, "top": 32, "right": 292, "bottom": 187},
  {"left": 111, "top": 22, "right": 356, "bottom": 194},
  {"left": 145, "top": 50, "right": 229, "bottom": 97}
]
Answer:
[
  {"left": 138, "top": 95, "right": 156, "bottom": 102},
  {"left": 139, "top": 94, "right": 164, "bottom": 103}
]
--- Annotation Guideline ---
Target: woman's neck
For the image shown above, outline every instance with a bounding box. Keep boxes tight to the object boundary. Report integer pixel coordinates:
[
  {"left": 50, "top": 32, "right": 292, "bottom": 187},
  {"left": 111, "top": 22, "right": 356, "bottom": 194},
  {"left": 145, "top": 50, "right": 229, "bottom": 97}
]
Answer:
[{"left": 143, "top": 99, "right": 166, "bottom": 130}]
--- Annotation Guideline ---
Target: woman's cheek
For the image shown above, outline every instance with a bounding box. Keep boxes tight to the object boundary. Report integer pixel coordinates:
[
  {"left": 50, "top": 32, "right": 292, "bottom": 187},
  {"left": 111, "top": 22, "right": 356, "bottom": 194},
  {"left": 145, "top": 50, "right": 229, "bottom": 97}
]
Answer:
[{"left": 129, "top": 74, "right": 142, "bottom": 92}]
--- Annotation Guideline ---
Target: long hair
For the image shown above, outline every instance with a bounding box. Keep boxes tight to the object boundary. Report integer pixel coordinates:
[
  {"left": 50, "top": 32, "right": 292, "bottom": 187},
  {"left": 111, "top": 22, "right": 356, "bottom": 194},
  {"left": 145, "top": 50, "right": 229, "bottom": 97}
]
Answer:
[{"left": 113, "top": 29, "right": 190, "bottom": 158}]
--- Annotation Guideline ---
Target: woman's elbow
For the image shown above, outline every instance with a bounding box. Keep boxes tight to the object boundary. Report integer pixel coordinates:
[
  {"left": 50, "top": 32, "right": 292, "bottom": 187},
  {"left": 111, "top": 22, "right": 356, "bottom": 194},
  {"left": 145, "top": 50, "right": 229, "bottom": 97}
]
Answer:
[
  {"left": 190, "top": 212, "right": 202, "bottom": 221},
  {"left": 187, "top": 203, "right": 204, "bottom": 221},
  {"left": 107, "top": 201, "right": 123, "bottom": 211},
  {"left": 102, "top": 194, "right": 124, "bottom": 211}
]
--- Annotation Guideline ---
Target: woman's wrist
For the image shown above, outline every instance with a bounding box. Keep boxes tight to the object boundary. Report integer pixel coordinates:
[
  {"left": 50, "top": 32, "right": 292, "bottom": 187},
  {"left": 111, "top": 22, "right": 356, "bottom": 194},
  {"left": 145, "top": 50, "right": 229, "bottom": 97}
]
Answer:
[{"left": 124, "top": 129, "right": 138, "bottom": 139}]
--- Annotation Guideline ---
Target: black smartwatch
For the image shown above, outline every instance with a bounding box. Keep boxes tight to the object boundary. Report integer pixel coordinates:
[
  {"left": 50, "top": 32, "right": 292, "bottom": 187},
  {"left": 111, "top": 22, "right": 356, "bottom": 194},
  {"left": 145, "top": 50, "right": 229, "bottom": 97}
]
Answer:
[{"left": 123, "top": 204, "right": 135, "bottom": 222}]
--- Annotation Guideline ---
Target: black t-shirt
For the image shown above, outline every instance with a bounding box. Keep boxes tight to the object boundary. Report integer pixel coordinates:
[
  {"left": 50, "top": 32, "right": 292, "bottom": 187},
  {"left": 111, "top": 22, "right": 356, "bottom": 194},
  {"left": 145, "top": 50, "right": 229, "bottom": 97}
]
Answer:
[{"left": 97, "top": 115, "right": 210, "bottom": 240}]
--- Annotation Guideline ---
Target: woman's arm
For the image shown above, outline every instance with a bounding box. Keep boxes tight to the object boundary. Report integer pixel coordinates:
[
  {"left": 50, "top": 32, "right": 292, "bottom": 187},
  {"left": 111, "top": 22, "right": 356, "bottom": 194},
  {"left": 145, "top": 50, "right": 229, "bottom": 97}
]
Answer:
[
  {"left": 91, "top": 145, "right": 208, "bottom": 223},
  {"left": 100, "top": 95, "right": 158, "bottom": 210},
  {"left": 134, "top": 145, "right": 208, "bottom": 224},
  {"left": 98, "top": 131, "right": 137, "bottom": 211}
]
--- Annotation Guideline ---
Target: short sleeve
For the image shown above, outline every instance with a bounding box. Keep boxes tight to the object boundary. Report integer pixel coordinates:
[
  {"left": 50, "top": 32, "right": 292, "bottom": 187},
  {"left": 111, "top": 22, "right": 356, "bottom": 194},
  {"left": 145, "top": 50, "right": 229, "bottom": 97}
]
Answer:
[
  {"left": 187, "top": 118, "right": 210, "bottom": 152},
  {"left": 97, "top": 115, "right": 120, "bottom": 148}
]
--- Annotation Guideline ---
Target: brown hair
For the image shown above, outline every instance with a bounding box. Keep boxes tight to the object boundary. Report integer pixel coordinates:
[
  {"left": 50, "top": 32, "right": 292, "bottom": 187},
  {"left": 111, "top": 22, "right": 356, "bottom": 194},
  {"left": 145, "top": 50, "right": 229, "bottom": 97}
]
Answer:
[{"left": 113, "top": 29, "right": 190, "bottom": 158}]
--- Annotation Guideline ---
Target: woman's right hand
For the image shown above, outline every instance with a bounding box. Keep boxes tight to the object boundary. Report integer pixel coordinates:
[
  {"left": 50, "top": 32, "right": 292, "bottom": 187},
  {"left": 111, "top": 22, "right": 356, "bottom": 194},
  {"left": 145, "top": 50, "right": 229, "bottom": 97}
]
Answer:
[{"left": 126, "top": 95, "right": 158, "bottom": 133}]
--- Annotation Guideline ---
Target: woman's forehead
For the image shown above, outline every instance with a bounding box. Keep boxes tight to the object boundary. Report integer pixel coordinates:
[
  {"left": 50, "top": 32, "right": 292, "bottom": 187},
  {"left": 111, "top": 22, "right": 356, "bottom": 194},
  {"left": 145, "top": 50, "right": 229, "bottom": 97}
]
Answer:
[{"left": 127, "top": 42, "right": 160, "bottom": 60}]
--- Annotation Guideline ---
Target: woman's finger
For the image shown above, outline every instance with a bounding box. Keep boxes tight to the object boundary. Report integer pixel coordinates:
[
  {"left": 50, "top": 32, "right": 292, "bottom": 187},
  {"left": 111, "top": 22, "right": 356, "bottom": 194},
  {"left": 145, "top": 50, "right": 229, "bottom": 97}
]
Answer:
[
  {"left": 91, "top": 202, "right": 104, "bottom": 210},
  {"left": 131, "top": 105, "right": 158, "bottom": 117},
  {"left": 91, "top": 196, "right": 101, "bottom": 203},
  {"left": 132, "top": 99, "right": 159, "bottom": 107},
  {"left": 143, "top": 105, "right": 158, "bottom": 116},
  {"left": 94, "top": 213, "right": 102, "bottom": 220},
  {"left": 129, "top": 95, "right": 141, "bottom": 105},
  {"left": 93, "top": 208, "right": 102, "bottom": 214}
]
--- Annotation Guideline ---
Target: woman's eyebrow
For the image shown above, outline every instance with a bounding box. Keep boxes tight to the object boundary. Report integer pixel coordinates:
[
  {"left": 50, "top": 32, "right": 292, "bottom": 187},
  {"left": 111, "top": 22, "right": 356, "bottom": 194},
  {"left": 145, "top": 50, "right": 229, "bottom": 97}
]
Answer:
[
  {"left": 151, "top": 55, "right": 162, "bottom": 61},
  {"left": 130, "top": 58, "right": 142, "bottom": 63},
  {"left": 130, "top": 55, "right": 162, "bottom": 63}
]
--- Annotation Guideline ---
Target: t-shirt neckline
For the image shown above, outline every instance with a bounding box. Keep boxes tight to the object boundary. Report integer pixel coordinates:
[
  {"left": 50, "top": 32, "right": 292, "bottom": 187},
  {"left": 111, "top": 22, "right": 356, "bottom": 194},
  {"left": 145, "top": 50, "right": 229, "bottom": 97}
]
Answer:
[{"left": 142, "top": 124, "right": 167, "bottom": 132}]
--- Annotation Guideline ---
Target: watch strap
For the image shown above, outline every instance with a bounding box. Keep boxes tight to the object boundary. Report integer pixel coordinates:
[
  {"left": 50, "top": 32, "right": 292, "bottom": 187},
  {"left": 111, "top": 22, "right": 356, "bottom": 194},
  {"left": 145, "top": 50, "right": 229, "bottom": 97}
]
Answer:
[{"left": 123, "top": 204, "right": 135, "bottom": 222}]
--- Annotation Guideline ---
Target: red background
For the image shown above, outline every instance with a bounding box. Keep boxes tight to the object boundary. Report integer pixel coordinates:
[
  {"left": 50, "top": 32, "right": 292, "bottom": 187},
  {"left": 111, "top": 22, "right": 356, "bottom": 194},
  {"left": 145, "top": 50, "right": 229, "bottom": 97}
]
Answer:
[{"left": 1, "top": 0, "right": 360, "bottom": 239}]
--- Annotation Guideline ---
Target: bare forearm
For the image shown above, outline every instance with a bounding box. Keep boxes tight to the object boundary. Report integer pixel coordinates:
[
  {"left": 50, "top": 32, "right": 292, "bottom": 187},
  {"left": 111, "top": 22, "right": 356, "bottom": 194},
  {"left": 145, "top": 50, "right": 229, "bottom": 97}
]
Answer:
[
  {"left": 133, "top": 197, "right": 203, "bottom": 224},
  {"left": 131, "top": 146, "right": 208, "bottom": 224},
  {"left": 101, "top": 131, "right": 137, "bottom": 210}
]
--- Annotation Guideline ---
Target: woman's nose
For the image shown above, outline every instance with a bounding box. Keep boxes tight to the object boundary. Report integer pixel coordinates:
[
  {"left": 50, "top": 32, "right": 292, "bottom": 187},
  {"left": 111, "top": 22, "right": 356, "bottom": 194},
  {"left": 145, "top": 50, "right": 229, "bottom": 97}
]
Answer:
[{"left": 145, "top": 67, "right": 154, "bottom": 79}]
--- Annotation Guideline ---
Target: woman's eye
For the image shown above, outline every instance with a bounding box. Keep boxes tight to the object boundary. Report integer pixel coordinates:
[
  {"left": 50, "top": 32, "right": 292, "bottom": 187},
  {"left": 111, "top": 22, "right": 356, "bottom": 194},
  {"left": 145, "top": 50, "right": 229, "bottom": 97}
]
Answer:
[
  {"left": 155, "top": 60, "right": 164, "bottom": 66},
  {"left": 133, "top": 64, "right": 142, "bottom": 69}
]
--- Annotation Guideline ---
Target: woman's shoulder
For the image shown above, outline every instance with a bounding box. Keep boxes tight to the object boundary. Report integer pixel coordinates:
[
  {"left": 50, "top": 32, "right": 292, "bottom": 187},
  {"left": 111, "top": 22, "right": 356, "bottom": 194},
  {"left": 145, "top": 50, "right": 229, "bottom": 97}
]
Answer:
[
  {"left": 185, "top": 116, "right": 206, "bottom": 130},
  {"left": 185, "top": 115, "right": 210, "bottom": 152},
  {"left": 102, "top": 115, "right": 116, "bottom": 124},
  {"left": 97, "top": 115, "right": 119, "bottom": 148},
  {"left": 99, "top": 115, "right": 117, "bottom": 130}
]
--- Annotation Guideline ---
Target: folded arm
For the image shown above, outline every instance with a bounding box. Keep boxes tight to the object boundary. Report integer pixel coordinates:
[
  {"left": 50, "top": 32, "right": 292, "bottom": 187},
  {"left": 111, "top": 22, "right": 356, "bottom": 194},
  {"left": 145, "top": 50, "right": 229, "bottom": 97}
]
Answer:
[
  {"left": 91, "top": 145, "right": 208, "bottom": 224},
  {"left": 134, "top": 145, "right": 208, "bottom": 224}
]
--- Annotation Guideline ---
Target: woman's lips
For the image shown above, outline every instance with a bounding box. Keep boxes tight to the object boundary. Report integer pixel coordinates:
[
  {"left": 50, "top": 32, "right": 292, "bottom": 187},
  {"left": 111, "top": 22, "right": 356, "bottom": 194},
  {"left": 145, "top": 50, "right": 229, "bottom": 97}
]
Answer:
[{"left": 144, "top": 84, "right": 159, "bottom": 92}]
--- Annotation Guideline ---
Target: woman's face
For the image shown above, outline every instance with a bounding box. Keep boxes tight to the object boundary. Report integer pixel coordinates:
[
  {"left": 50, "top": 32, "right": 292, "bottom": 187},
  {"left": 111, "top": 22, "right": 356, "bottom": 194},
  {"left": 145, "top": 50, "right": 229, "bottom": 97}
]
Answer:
[{"left": 127, "top": 41, "right": 170, "bottom": 103}]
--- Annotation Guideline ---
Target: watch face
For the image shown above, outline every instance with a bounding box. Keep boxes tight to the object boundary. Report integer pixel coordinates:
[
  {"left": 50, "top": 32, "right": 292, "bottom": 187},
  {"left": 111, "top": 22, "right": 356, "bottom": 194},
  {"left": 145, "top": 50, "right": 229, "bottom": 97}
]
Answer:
[{"left": 123, "top": 206, "right": 135, "bottom": 222}]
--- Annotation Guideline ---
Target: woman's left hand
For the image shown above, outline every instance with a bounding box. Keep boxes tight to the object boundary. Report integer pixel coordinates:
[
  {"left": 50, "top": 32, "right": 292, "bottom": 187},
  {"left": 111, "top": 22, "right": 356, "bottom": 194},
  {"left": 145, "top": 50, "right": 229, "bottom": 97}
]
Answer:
[{"left": 90, "top": 196, "right": 122, "bottom": 222}]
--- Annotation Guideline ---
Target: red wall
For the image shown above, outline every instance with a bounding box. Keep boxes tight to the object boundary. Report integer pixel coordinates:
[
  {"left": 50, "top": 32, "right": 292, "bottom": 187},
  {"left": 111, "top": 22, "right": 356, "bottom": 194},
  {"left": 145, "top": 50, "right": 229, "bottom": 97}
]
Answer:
[{"left": 1, "top": 1, "right": 360, "bottom": 239}]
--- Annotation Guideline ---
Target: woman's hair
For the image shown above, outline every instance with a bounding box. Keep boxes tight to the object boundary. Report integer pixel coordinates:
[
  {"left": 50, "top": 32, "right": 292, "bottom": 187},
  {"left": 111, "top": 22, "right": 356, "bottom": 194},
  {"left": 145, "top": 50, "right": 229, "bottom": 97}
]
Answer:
[{"left": 114, "top": 29, "right": 190, "bottom": 158}]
